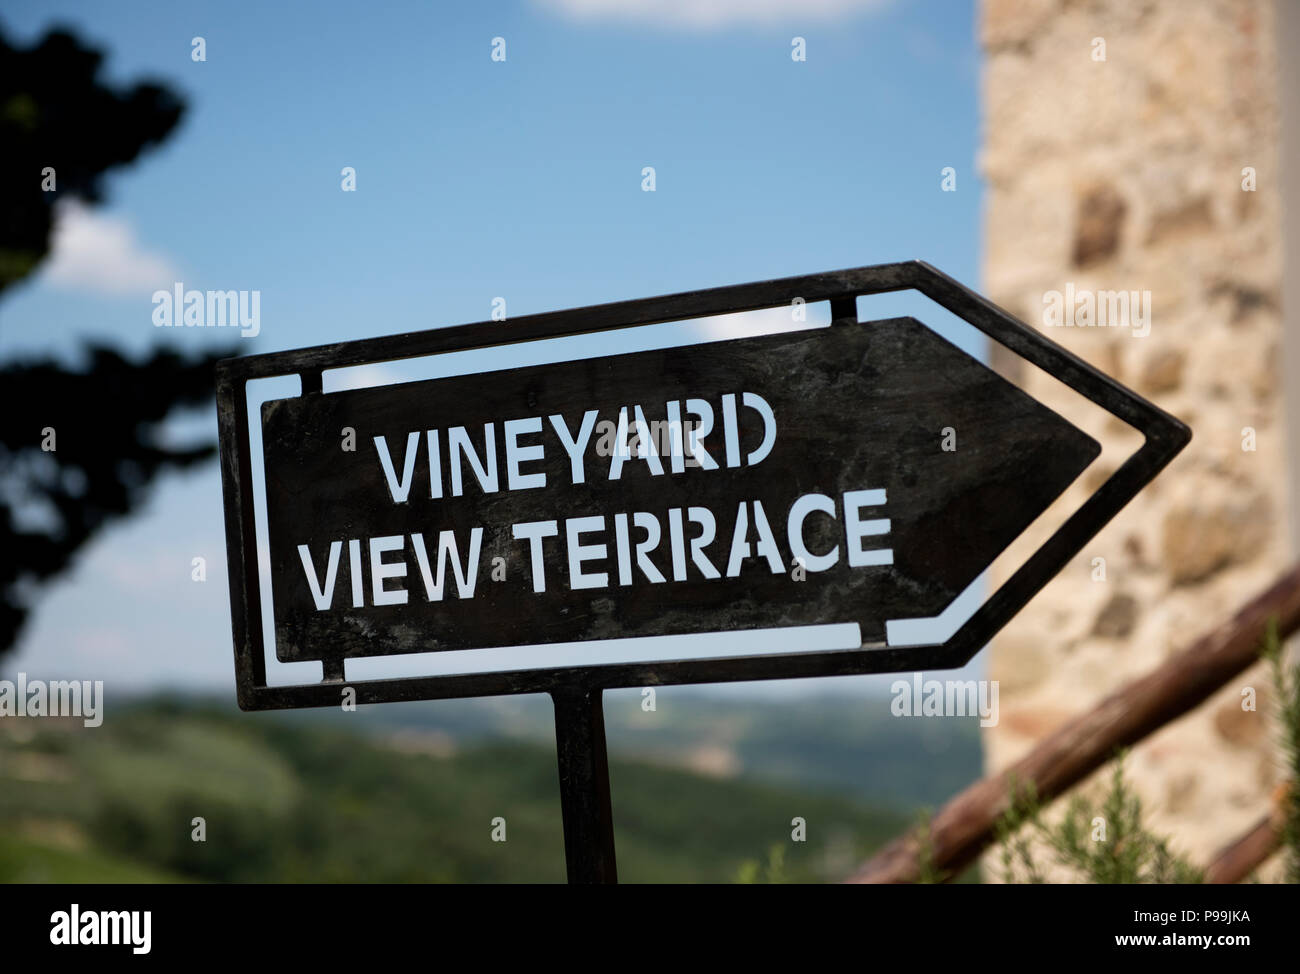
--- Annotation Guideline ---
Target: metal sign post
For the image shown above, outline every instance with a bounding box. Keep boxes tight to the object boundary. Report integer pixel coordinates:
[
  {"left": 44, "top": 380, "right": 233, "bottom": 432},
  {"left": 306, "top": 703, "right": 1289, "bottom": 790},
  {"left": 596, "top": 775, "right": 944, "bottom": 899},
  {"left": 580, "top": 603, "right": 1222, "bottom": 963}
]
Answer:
[
  {"left": 215, "top": 261, "right": 1189, "bottom": 883},
  {"left": 552, "top": 687, "right": 617, "bottom": 883}
]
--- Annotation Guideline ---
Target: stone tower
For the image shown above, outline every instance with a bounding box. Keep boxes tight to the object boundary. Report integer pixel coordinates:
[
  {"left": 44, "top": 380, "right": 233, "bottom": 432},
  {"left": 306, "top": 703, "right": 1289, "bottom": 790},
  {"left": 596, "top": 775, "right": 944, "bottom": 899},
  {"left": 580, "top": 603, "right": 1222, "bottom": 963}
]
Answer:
[{"left": 981, "top": 0, "right": 1296, "bottom": 872}]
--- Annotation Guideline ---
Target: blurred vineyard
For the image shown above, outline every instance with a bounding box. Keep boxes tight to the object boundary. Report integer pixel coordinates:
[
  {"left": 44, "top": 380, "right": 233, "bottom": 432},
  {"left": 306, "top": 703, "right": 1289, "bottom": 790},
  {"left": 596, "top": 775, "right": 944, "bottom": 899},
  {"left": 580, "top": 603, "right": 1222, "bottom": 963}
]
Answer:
[{"left": 0, "top": 694, "right": 979, "bottom": 883}]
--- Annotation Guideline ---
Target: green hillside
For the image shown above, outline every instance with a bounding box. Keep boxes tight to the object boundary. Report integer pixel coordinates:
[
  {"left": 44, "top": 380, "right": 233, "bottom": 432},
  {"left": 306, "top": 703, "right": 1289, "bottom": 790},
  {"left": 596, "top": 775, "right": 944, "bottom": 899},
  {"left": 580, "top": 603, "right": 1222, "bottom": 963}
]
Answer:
[
  {"left": 271, "top": 688, "right": 984, "bottom": 807},
  {"left": 0, "top": 833, "right": 182, "bottom": 883},
  {"left": 0, "top": 698, "right": 912, "bottom": 883}
]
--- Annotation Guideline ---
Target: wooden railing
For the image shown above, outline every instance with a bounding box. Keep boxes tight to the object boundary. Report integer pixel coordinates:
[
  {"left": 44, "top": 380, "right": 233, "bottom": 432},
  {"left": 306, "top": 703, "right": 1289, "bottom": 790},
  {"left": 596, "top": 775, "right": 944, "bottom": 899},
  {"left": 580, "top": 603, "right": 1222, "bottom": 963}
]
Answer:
[{"left": 847, "top": 564, "right": 1300, "bottom": 884}]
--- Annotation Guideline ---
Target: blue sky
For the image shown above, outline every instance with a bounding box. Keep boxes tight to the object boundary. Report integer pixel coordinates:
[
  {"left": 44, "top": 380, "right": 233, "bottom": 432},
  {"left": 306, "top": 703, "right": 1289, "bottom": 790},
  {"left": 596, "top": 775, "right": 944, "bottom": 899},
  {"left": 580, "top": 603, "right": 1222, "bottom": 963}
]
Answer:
[{"left": 1, "top": 0, "right": 986, "bottom": 695}]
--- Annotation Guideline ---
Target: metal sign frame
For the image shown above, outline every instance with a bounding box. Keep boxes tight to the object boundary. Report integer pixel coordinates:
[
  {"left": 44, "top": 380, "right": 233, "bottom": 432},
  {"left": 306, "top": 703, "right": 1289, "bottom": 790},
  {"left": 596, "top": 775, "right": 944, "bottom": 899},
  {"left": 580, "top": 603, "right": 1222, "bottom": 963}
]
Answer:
[{"left": 215, "top": 260, "right": 1189, "bottom": 882}]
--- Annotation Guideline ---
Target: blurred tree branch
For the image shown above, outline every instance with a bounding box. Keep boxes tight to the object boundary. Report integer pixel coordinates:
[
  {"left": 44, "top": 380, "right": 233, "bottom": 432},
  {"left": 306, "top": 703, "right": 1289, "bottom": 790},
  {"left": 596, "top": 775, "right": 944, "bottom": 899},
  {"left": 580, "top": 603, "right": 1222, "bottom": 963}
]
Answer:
[
  {"left": 1, "top": 25, "right": 184, "bottom": 293},
  {"left": 0, "top": 346, "right": 231, "bottom": 651},
  {"left": 0, "top": 24, "right": 234, "bottom": 656}
]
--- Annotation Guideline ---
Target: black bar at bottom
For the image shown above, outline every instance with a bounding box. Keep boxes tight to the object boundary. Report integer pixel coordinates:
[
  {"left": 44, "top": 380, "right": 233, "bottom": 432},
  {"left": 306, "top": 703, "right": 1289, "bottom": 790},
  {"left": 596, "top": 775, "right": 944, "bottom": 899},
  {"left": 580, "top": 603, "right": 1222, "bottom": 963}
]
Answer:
[
  {"left": 6, "top": 882, "right": 1281, "bottom": 958},
  {"left": 551, "top": 687, "right": 618, "bottom": 884}
]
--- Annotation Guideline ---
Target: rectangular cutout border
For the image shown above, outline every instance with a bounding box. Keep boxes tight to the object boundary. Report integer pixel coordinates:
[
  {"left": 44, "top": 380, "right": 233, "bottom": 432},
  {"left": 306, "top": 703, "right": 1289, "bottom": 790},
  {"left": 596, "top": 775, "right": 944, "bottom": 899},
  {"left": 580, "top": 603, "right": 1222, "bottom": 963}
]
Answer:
[{"left": 216, "top": 260, "right": 1190, "bottom": 711}]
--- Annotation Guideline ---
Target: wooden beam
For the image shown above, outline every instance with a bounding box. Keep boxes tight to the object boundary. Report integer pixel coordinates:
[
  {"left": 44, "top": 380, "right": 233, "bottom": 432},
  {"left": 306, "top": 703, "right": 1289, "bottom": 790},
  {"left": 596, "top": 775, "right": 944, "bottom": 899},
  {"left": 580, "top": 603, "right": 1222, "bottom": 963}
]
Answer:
[
  {"left": 1204, "top": 783, "right": 1290, "bottom": 884},
  {"left": 847, "top": 564, "right": 1300, "bottom": 884},
  {"left": 1204, "top": 815, "right": 1280, "bottom": 884}
]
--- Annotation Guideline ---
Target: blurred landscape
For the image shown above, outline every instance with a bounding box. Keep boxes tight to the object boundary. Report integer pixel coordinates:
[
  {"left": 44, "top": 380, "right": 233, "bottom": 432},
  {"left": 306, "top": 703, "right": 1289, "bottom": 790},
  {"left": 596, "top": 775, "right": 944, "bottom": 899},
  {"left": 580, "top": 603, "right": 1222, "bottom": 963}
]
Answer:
[
  {"left": 0, "top": 5, "right": 990, "bottom": 887},
  {"left": 0, "top": 691, "right": 980, "bottom": 882}
]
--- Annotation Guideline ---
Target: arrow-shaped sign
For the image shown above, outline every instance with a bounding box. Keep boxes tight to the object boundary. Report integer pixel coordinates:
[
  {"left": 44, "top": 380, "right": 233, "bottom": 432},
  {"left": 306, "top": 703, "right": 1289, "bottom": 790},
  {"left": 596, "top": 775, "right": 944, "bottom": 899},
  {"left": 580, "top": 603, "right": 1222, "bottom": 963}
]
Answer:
[
  {"left": 219, "top": 262, "right": 1190, "bottom": 883},
  {"left": 262, "top": 315, "right": 1100, "bottom": 665},
  {"left": 217, "top": 261, "right": 1189, "bottom": 710}
]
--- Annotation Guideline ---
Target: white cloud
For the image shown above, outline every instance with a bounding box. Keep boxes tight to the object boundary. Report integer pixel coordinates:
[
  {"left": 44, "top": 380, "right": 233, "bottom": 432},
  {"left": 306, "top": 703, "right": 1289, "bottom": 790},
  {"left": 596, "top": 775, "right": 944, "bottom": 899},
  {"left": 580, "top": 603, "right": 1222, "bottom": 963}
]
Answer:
[
  {"left": 686, "top": 304, "right": 829, "bottom": 341},
  {"left": 324, "top": 361, "right": 425, "bottom": 393},
  {"left": 535, "top": 0, "right": 891, "bottom": 30},
  {"left": 41, "top": 200, "right": 179, "bottom": 297}
]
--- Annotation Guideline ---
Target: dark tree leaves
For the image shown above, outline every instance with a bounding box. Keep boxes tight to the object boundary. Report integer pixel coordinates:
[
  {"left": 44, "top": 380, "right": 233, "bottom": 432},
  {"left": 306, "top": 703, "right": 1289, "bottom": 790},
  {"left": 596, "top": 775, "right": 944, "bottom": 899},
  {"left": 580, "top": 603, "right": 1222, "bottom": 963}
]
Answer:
[
  {"left": 0, "top": 26, "right": 228, "bottom": 658},
  {"left": 0, "top": 346, "right": 235, "bottom": 652},
  {"left": 0, "top": 25, "right": 185, "bottom": 294}
]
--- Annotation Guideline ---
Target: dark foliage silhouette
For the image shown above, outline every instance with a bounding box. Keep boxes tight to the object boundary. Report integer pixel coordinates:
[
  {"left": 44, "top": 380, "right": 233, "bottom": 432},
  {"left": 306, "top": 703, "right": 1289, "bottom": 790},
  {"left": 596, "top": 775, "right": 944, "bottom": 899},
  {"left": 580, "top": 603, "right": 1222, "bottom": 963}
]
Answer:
[
  {"left": 0, "top": 347, "right": 228, "bottom": 652},
  {"left": 0, "top": 25, "right": 232, "bottom": 656},
  {"left": 1, "top": 25, "right": 184, "bottom": 294}
]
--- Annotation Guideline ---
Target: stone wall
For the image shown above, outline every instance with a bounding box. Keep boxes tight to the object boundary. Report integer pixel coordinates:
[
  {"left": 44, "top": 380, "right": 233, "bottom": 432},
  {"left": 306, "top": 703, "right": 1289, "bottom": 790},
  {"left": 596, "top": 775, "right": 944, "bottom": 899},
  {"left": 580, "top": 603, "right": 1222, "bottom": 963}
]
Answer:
[{"left": 981, "top": 0, "right": 1290, "bottom": 875}]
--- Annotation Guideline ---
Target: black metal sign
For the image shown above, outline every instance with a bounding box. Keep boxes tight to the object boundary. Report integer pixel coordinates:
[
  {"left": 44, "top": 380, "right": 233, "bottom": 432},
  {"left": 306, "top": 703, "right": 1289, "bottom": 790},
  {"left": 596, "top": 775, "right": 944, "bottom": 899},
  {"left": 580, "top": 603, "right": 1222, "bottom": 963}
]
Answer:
[
  {"left": 263, "top": 317, "right": 1096, "bottom": 664},
  {"left": 215, "top": 261, "right": 1189, "bottom": 882}
]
